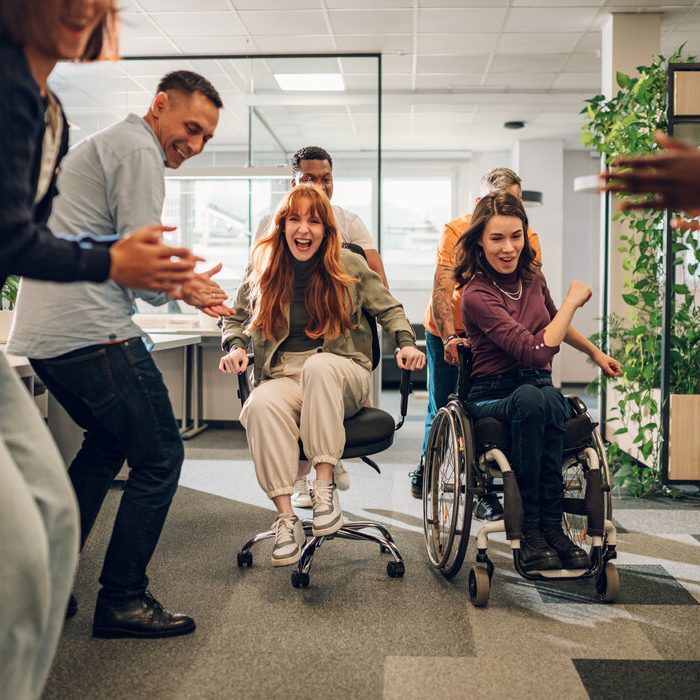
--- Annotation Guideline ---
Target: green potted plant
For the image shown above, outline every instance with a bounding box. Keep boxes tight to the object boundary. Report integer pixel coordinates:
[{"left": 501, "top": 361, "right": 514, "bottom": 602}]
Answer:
[
  {"left": 581, "top": 47, "right": 700, "bottom": 495},
  {"left": 0, "top": 275, "right": 19, "bottom": 342}
]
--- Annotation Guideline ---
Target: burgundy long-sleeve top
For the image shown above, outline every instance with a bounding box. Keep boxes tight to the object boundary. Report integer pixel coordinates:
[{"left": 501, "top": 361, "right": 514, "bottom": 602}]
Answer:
[{"left": 460, "top": 270, "right": 560, "bottom": 378}]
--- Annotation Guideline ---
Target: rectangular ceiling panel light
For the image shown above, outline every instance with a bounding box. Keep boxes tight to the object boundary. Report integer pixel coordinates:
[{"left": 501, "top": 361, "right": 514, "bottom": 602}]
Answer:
[{"left": 274, "top": 73, "right": 345, "bottom": 91}]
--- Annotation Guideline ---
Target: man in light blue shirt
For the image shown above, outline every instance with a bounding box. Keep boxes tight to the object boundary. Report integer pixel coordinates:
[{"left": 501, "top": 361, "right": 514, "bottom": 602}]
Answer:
[{"left": 8, "top": 71, "right": 226, "bottom": 639}]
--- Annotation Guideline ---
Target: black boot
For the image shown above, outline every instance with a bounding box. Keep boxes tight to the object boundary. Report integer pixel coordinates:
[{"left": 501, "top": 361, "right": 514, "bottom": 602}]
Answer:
[
  {"left": 409, "top": 456, "right": 424, "bottom": 499},
  {"left": 93, "top": 591, "right": 196, "bottom": 639},
  {"left": 519, "top": 527, "right": 561, "bottom": 571},
  {"left": 475, "top": 493, "right": 504, "bottom": 521},
  {"left": 542, "top": 526, "right": 590, "bottom": 569}
]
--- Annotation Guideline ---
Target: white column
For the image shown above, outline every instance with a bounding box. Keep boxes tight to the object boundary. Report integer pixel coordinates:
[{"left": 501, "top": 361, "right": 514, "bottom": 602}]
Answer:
[{"left": 512, "top": 139, "right": 564, "bottom": 386}]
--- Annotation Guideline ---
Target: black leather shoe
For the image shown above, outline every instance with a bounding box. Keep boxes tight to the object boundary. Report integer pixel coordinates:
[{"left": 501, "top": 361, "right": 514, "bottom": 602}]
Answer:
[
  {"left": 543, "top": 526, "right": 590, "bottom": 569},
  {"left": 520, "top": 527, "right": 561, "bottom": 572},
  {"left": 409, "top": 459, "right": 424, "bottom": 499},
  {"left": 65, "top": 593, "right": 78, "bottom": 620},
  {"left": 475, "top": 493, "right": 504, "bottom": 521},
  {"left": 93, "top": 591, "right": 196, "bottom": 639}
]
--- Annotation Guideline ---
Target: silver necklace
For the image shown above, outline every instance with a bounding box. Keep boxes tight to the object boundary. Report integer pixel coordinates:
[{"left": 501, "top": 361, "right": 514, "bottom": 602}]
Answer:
[{"left": 492, "top": 279, "right": 522, "bottom": 301}]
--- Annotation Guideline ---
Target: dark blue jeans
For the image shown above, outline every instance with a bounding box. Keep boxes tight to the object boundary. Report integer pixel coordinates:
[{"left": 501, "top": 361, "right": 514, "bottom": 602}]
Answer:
[
  {"left": 31, "top": 338, "right": 184, "bottom": 604},
  {"left": 466, "top": 370, "right": 571, "bottom": 528},
  {"left": 421, "top": 330, "right": 460, "bottom": 455}
]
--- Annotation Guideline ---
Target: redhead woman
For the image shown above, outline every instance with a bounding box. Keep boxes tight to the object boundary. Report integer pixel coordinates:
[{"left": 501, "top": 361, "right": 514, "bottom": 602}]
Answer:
[
  {"left": 454, "top": 192, "right": 621, "bottom": 573},
  {"left": 220, "top": 185, "right": 425, "bottom": 566}
]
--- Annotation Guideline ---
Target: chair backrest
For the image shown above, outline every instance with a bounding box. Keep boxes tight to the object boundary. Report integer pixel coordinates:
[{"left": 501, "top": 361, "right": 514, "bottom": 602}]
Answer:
[{"left": 342, "top": 242, "right": 381, "bottom": 370}]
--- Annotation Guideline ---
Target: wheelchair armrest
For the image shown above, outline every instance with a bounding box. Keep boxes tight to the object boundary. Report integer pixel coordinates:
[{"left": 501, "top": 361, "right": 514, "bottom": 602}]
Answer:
[
  {"left": 396, "top": 369, "right": 413, "bottom": 430},
  {"left": 236, "top": 353, "right": 255, "bottom": 407}
]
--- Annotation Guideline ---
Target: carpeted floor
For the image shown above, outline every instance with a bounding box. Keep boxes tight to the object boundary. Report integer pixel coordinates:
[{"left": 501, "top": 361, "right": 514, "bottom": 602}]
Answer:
[{"left": 43, "top": 391, "right": 700, "bottom": 699}]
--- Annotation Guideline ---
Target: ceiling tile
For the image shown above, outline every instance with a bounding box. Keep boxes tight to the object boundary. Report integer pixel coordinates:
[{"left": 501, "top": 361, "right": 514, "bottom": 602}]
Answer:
[
  {"left": 498, "top": 32, "right": 584, "bottom": 54},
  {"left": 419, "top": 8, "right": 507, "bottom": 33},
  {"left": 381, "top": 75, "right": 415, "bottom": 90},
  {"left": 325, "top": 0, "right": 413, "bottom": 7},
  {"left": 417, "top": 33, "right": 499, "bottom": 54},
  {"left": 253, "top": 35, "right": 338, "bottom": 52},
  {"left": 417, "top": 55, "right": 490, "bottom": 74},
  {"left": 232, "top": 0, "right": 319, "bottom": 7},
  {"left": 415, "top": 74, "right": 486, "bottom": 90},
  {"left": 504, "top": 8, "right": 600, "bottom": 33},
  {"left": 121, "top": 58, "right": 197, "bottom": 77},
  {"left": 549, "top": 72, "right": 601, "bottom": 91},
  {"left": 329, "top": 10, "right": 413, "bottom": 35},
  {"left": 340, "top": 57, "right": 383, "bottom": 74},
  {"left": 563, "top": 52, "right": 601, "bottom": 72},
  {"left": 576, "top": 32, "right": 601, "bottom": 52},
  {"left": 380, "top": 54, "right": 415, "bottom": 73},
  {"left": 119, "top": 37, "right": 180, "bottom": 56},
  {"left": 661, "top": 31, "right": 700, "bottom": 55},
  {"left": 334, "top": 35, "right": 413, "bottom": 52},
  {"left": 120, "top": 12, "right": 162, "bottom": 38},
  {"left": 490, "top": 53, "right": 567, "bottom": 73},
  {"left": 419, "top": 0, "right": 508, "bottom": 6},
  {"left": 139, "top": 0, "right": 231, "bottom": 10},
  {"left": 482, "top": 72, "right": 556, "bottom": 89},
  {"left": 237, "top": 10, "right": 327, "bottom": 35},
  {"left": 170, "top": 36, "right": 258, "bottom": 54},
  {"left": 152, "top": 12, "right": 247, "bottom": 36}
]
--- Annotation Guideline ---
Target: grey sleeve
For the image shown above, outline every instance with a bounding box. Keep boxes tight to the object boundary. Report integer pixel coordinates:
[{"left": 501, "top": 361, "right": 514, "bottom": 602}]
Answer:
[{"left": 106, "top": 147, "right": 169, "bottom": 305}]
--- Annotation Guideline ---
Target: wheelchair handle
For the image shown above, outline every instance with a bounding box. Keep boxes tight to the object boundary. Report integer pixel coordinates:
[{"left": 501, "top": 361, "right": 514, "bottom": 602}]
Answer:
[
  {"left": 236, "top": 353, "right": 255, "bottom": 406},
  {"left": 396, "top": 369, "right": 413, "bottom": 430},
  {"left": 457, "top": 344, "right": 472, "bottom": 403}
]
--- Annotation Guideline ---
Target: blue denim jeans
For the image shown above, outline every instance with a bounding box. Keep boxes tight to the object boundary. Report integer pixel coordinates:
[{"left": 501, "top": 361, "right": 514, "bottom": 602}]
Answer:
[
  {"left": 31, "top": 338, "right": 184, "bottom": 605},
  {"left": 466, "top": 369, "right": 571, "bottom": 527},
  {"left": 421, "top": 330, "right": 460, "bottom": 455}
]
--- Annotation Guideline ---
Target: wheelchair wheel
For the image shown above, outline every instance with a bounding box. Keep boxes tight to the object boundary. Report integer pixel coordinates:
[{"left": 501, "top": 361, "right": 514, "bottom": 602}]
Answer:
[
  {"left": 562, "top": 425, "right": 614, "bottom": 549},
  {"left": 423, "top": 400, "right": 477, "bottom": 579},
  {"left": 468, "top": 566, "right": 490, "bottom": 607}
]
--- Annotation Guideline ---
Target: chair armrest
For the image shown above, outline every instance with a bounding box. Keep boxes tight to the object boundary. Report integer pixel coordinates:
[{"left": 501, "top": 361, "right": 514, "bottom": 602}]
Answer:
[
  {"left": 396, "top": 369, "right": 413, "bottom": 430},
  {"left": 236, "top": 353, "right": 255, "bottom": 407}
]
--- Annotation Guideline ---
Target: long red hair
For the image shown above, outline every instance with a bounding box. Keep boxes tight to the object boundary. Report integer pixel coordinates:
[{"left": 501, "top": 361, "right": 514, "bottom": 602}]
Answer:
[{"left": 246, "top": 185, "right": 357, "bottom": 341}]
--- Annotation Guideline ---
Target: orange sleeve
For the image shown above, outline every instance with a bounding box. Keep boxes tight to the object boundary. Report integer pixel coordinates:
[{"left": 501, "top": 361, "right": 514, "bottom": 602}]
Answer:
[
  {"left": 435, "top": 223, "right": 459, "bottom": 268},
  {"left": 528, "top": 228, "right": 542, "bottom": 263}
]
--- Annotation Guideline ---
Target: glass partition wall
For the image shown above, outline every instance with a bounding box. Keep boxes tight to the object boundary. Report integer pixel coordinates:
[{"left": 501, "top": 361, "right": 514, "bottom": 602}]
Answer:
[{"left": 50, "top": 54, "right": 381, "bottom": 304}]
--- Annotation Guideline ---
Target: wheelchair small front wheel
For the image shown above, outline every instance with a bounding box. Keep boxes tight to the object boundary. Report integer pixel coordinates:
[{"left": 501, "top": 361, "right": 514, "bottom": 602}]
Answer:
[
  {"left": 291, "top": 570, "right": 310, "bottom": 588},
  {"left": 387, "top": 561, "right": 405, "bottom": 578},
  {"left": 237, "top": 550, "right": 253, "bottom": 568},
  {"left": 468, "top": 566, "right": 490, "bottom": 607},
  {"left": 596, "top": 562, "right": 620, "bottom": 603}
]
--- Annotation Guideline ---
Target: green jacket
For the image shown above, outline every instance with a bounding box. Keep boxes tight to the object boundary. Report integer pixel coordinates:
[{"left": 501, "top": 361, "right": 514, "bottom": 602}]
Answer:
[{"left": 222, "top": 249, "right": 416, "bottom": 385}]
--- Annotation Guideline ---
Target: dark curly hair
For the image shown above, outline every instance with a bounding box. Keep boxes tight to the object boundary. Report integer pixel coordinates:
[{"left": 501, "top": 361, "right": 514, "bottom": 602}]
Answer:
[
  {"left": 453, "top": 192, "right": 539, "bottom": 285},
  {"left": 291, "top": 146, "right": 333, "bottom": 173}
]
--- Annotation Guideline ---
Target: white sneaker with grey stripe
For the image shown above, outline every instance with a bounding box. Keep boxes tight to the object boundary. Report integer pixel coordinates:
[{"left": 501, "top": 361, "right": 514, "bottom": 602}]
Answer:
[
  {"left": 271, "top": 514, "right": 306, "bottom": 566},
  {"left": 311, "top": 480, "right": 343, "bottom": 536}
]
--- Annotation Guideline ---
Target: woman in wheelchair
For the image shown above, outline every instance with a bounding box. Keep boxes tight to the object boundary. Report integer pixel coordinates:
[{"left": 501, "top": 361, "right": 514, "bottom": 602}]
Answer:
[
  {"left": 219, "top": 185, "right": 425, "bottom": 567},
  {"left": 453, "top": 192, "right": 621, "bottom": 573}
]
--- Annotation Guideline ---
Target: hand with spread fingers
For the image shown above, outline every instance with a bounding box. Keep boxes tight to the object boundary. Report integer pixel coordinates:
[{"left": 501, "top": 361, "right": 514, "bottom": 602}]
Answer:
[
  {"left": 601, "top": 132, "right": 700, "bottom": 221},
  {"left": 177, "top": 262, "right": 234, "bottom": 317}
]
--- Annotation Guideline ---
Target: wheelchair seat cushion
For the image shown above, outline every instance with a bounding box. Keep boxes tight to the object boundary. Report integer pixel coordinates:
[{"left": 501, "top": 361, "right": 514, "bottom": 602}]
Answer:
[{"left": 473, "top": 412, "right": 596, "bottom": 458}]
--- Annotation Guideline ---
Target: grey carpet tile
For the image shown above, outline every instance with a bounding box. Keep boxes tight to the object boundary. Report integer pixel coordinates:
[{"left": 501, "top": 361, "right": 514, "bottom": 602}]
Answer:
[
  {"left": 625, "top": 605, "right": 700, "bottom": 660},
  {"left": 534, "top": 564, "right": 699, "bottom": 606},
  {"left": 572, "top": 659, "right": 700, "bottom": 699}
]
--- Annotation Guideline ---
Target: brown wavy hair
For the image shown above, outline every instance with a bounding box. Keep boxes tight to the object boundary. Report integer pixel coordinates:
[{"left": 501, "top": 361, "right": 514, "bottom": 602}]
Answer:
[
  {"left": 0, "top": 1, "right": 119, "bottom": 61},
  {"left": 247, "top": 184, "right": 357, "bottom": 341},
  {"left": 453, "top": 191, "right": 540, "bottom": 286}
]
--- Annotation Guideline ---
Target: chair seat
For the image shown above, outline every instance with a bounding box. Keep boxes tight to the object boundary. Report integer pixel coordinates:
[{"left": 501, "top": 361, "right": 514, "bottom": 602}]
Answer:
[
  {"left": 474, "top": 413, "right": 596, "bottom": 459},
  {"left": 299, "top": 407, "right": 396, "bottom": 461}
]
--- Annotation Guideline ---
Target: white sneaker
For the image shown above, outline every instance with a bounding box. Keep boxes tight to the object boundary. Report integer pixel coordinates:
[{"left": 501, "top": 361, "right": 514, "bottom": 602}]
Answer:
[
  {"left": 311, "top": 480, "right": 343, "bottom": 536},
  {"left": 291, "top": 477, "right": 313, "bottom": 508},
  {"left": 271, "top": 515, "right": 306, "bottom": 567},
  {"left": 333, "top": 461, "right": 350, "bottom": 491}
]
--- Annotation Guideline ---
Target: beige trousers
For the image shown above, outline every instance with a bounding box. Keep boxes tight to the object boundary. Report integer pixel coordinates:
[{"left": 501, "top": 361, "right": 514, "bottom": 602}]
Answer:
[{"left": 240, "top": 349, "right": 371, "bottom": 498}]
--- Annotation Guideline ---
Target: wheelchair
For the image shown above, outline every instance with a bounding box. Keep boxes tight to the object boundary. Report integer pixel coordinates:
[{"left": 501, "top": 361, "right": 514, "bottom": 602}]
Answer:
[
  {"left": 234, "top": 244, "right": 413, "bottom": 588},
  {"left": 422, "top": 347, "right": 619, "bottom": 607}
]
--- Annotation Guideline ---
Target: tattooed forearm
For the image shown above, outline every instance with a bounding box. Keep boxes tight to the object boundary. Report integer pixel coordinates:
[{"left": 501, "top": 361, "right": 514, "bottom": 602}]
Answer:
[{"left": 431, "top": 264, "right": 456, "bottom": 339}]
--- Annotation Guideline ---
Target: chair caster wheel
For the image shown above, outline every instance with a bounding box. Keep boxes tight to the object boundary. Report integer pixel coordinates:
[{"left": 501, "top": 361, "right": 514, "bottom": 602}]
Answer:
[
  {"left": 291, "top": 571, "right": 310, "bottom": 588},
  {"left": 596, "top": 562, "right": 620, "bottom": 603},
  {"left": 237, "top": 551, "right": 253, "bottom": 568},
  {"left": 468, "top": 566, "right": 490, "bottom": 607},
  {"left": 387, "top": 561, "right": 405, "bottom": 578}
]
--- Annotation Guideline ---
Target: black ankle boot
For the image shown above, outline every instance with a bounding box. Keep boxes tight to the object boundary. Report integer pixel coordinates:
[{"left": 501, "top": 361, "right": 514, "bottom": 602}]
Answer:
[
  {"left": 542, "top": 526, "right": 590, "bottom": 569},
  {"left": 520, "top": 527, "right": 561, "bottom": 571},
  {"left": 475, "top": 493, "right": 504, "bottom": 521},
  {"left": 410, "top": 457, "right": 424, "bottom": 499},
  {"left": 93, "top": 591, "right": 195, "bottom": 639}
]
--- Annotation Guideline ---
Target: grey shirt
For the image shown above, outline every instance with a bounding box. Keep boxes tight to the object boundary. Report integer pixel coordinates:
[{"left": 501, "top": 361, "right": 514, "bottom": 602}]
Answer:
[{"left": 8, "top": 114, "right": 169, "bottom": 359}]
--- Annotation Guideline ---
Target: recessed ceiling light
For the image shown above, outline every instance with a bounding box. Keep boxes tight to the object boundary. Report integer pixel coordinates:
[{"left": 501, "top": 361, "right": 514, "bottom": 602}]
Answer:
[
  {"left": 504, "top": 120, "right": 525, "bottom": 129},
  {"left": 274, "top": 73, "right": 345, "bottom": 91}
]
